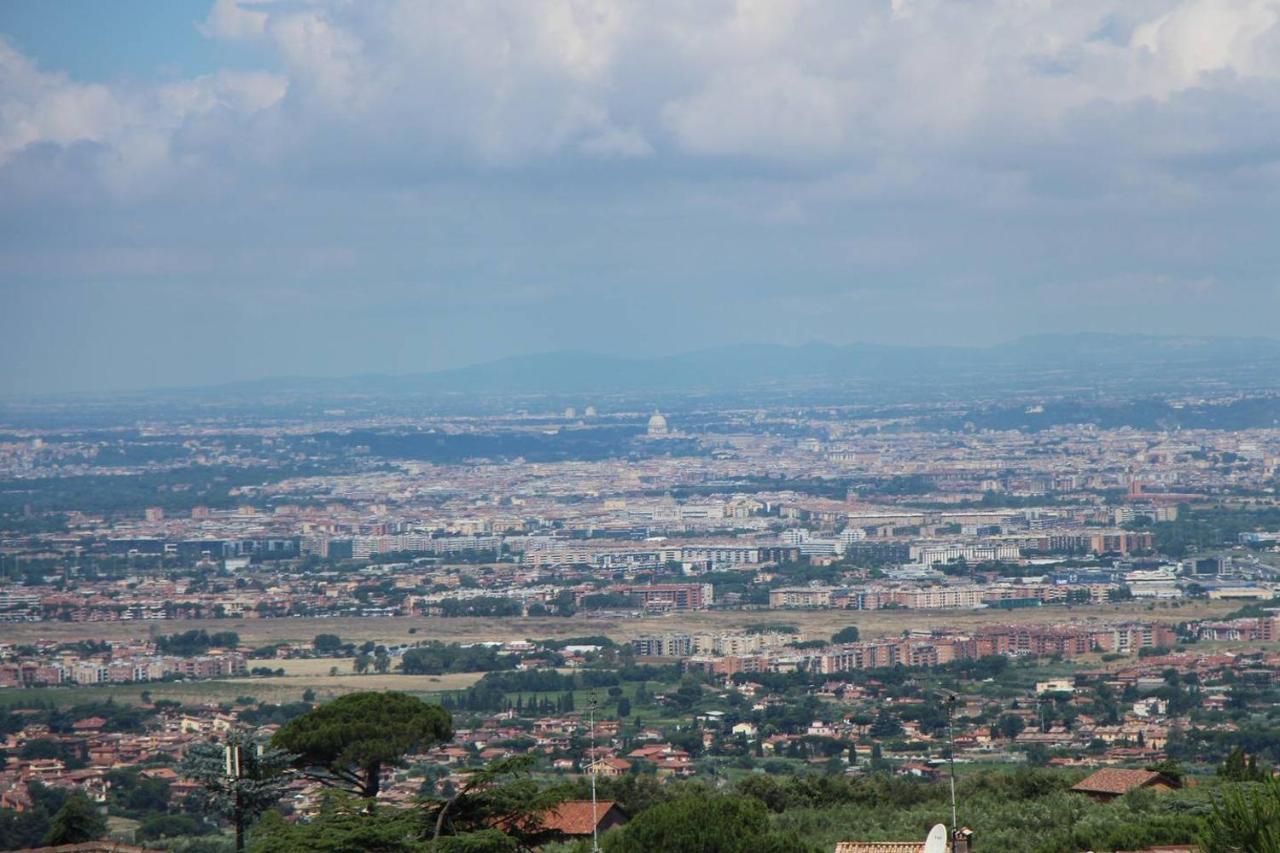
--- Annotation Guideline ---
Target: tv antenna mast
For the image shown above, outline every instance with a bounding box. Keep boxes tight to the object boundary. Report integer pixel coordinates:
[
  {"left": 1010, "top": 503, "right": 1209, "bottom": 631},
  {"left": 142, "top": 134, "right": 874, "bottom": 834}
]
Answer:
[
  {"left": 589, "top": 690, "right": 601, "bottom": 853},
  {"left": 945, "top": 692, "right": 958, "bottom": 834}
]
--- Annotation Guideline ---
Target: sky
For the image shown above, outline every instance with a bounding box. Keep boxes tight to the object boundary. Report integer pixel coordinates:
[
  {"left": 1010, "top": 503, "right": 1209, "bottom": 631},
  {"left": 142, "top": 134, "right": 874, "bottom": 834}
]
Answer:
[{"left": 3, "top": 0, "right": 1280, "bottom": 394}]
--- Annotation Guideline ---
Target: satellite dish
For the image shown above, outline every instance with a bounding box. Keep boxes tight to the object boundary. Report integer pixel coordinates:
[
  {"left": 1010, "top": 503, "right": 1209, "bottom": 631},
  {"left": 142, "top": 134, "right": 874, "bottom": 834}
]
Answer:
[{"left": 923, "top": 824, "right": 949, "bottom": 853}]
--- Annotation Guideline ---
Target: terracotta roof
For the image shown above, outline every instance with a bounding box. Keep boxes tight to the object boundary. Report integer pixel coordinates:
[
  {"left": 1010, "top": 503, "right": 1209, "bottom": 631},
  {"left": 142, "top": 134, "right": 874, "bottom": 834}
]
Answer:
[
  {"left": 539, "top": 800, "right": 619, "bottom": 835},
  {"left": 1070, "top": 768, "right": 1171, "bottom": 795},
  {"left": 834, "top": 844, "right": 924, "bottom": 853},
  {"left": 23, "top": 844, "right": 163, "bottom": 853},
  {"left": 72, "top": 717, "right": 108, "bottom": 730},
  {"left": 592, "top": 756, "right": 631, "bottom": 770}
]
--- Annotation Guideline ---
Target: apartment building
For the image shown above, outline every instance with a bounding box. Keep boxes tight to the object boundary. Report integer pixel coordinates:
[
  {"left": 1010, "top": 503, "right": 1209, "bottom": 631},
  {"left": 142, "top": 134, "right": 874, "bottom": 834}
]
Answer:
[{"left": 769, "top": 587, "right": 834, "bottom": 608}]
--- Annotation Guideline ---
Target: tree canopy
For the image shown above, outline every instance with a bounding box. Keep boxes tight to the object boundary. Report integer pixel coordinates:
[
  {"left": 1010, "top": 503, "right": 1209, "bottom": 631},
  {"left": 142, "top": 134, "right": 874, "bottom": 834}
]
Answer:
[
  {"left": 44, "top": 792, "right": 106, "bottom": 847},
  {"left": 181, "top": 730, "right": 293, "bottom": 850},
  {"left": 603, "top": 793, "right": 812, "bottom": 853},
  {"left": 832, "top": 626, "right": 860, "bottom": 644},
  {"left": 272, "top": 692, "right": 452, "bottom": 800},
  {"left": 314, "top": 633, "right": 344, "bottom": 654},
  {"left": 1200, "top": 777, "right": 1280, "bottom": 852}
]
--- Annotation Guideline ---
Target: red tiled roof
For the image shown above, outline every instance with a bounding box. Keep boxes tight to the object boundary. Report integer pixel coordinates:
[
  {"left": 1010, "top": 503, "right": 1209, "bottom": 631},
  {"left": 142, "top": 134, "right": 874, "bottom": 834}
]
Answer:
[
  {"left": 540, "top": 800, "right": 619, "bottom": 835},
  {"left": 1071, "top": 768, "right": 1172, "bottom": 795},
  {"left": 23, "top": 844, "right": 163, "bottom": 853},
  {"left": 592, "top": 756, "right": 631, "bottom": 770}
]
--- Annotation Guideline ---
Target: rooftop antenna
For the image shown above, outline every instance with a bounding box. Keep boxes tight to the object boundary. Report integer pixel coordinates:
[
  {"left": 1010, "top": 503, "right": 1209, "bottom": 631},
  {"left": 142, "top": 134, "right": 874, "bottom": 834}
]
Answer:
[
  {"left": 589, "top": 689, "right": 600, "bottom": 853},
  {"left": 945, "top": 692, "right": 958, "bottom": 834}
]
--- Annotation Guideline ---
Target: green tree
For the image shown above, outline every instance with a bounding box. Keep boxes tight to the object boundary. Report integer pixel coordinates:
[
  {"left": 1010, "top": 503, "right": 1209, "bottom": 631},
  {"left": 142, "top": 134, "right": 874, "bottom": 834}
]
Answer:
[
  {"left": 0, "top": 806, "right": 54, "bottom": 850},
  {"left": 252, "top": 798, "right": 518, "bottom": 852},
  {"left": 617, "top": 697, "right": 631, "bottom": 718},
  {"left": 603, "top": 793, "right": 814, "bottom": 853},
  {"left": 314, "top": 634, "right": 344, "bottom": 654},
  {"left": 20, "top": 738, "right": 86, "bottom": 770},
  {"left": 136, "top": 813, "right": 214, "bottom": 842},
  {"left": 869, "top": 710, "right": 902, "bottom": 739},
  {"left": 1200, "top": 778, "right": 1280, "bottom": 852},
  {"left": 272, "top": 692, "right": 452, "bottom": 802},
  {"left": 181, "top": 731, "right": 293, "bottom": 851},
  {"left": 997, "top": 714, "right": 1026, "bottom": 740},
  {"left": 43, "top": 792, "right": 106, "bottom": 846},
  {"left": 250, "top": 795, "right": 433, "bottom": 852},
  {"left": 1217, "top": 747, "right": 1266, "bottom": 782},
  {"left": 426, "top": 755, "right": 566, "bottom": 848},
  {"left": 105, "top": 768, "right": 171, "bottom": 818},
  {"left": 831, "top": 626, "right": 860, "bottom": 644},
  {"left": 1023, "top": 743, "right": 1051, "bottom": 767}
]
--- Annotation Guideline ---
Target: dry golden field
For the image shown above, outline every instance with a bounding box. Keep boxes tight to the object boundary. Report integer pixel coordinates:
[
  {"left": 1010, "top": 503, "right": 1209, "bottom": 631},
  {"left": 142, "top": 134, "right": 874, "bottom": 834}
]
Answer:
[
  {"left": 218, "top": 670, "right": 485, "bottom": 701},
  {"left": 0, "top": 600, "right": 1241, "bottom": 709},
  {"left": 0, "top": 598, "right": 1236, "bottom": 648},
  {"left": 0, "top": 667, "right": 485, "bottom": 708}
]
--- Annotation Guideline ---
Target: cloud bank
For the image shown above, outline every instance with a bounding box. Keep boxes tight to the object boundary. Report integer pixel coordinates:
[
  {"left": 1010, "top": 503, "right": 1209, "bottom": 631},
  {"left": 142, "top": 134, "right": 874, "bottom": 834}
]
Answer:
[{"left": 3, "top": 0, "right": 1280, "bottom": 392}]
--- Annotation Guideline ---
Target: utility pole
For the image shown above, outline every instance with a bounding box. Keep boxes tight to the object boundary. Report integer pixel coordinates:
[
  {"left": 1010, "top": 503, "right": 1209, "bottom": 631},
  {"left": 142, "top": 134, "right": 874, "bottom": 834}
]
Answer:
[{"left": 589, "top": 691, "right": 600, "bottom": 853}]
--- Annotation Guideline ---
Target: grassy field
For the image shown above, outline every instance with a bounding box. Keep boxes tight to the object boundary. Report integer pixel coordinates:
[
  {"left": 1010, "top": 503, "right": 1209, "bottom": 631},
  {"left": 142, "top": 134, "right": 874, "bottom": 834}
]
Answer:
[
  {"left": 0, "top": 670, "right": 487, "bottom": 708},
  {"left": 0, "top": 600, "right": 1236, "bottom": 710},
  {"left": 0, "top": 599, "right": 1235, "bottom": 648}
]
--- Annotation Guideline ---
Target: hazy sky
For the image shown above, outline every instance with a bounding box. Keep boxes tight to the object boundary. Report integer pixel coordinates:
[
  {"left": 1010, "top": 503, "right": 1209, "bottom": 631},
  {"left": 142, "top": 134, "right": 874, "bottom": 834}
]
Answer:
[{"left": 3, "top": 0, "right": 1280, "bottom": 394}]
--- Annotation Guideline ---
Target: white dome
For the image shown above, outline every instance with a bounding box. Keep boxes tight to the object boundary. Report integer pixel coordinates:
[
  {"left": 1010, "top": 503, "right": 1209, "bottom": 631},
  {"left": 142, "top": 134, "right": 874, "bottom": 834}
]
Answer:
[{"left": 647, "top": 411, "right": 669, "bottom": 435}]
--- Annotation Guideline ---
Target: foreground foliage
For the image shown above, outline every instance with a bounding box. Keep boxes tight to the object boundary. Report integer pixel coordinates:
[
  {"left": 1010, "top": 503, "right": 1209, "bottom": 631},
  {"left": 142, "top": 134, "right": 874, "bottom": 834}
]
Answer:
[
  {"left": 243, "top": 766, "right": 1280, "bottom": 853},
  {"left": 603, "top": 793, "right": 817, "bottom": 853},
  {"left": 1199, "top": 776, "right": 1280, "bottom": 853}
]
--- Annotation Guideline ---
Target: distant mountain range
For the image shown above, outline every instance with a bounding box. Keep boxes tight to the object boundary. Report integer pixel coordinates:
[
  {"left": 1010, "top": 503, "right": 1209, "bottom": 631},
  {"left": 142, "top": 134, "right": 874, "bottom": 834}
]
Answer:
[{"left": 186, "top": 334, "right": 1280, "bottom": 399}]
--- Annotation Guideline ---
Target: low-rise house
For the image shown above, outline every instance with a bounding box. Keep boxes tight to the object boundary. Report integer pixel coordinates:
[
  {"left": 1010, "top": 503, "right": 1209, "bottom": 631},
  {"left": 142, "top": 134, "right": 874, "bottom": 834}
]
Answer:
[
  {"left": 535, "top": 800, "right": 628, "bottom": 842},
  {"left": 1070, "top": 768, "right": 1181, "bottom": 802},
  {"left": 586, "top": 756, "right": 631, "bottom": 777}
]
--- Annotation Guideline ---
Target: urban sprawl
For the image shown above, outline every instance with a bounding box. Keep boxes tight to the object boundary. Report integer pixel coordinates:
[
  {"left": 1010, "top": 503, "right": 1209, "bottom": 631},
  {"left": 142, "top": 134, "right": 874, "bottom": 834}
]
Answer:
[{"left": 3, "top": 394, "right": 1280, "bottom": 850}]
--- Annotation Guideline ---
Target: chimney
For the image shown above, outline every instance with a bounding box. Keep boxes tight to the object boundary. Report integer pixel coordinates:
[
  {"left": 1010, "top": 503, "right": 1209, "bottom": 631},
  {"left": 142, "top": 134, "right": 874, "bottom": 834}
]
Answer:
[{"left": 951, "top": 828, "right": 974, "bottom": 853}]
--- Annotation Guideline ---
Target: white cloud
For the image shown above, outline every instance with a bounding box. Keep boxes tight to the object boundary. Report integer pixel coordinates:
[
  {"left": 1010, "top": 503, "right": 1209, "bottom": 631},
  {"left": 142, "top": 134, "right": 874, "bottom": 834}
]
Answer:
[
  {"left": 0, "top": 40, "right": 121, "bottom": 161},
  {"left": 0, "top": 35, "right": 286, "bottom": 198},
  {"left": 7, "top": 0, "right": 1280, "bottom": 393},
  {"left": 662, "top": 63, "right": 850, "bottom": 158},
  {"left": 200, "top": 0, "right": 269, "bottom": 41},
  {"left": 1132, "top": 0, "right": 1280, "bottom": 95},
  {"left": 9, "top": 1, "right": 1280, "bottom": 179}
]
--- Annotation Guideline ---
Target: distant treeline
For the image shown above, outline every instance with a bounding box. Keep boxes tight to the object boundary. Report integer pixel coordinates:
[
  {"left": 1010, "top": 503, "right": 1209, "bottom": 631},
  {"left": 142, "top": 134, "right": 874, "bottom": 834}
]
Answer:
[
  {"left": 0, "top": 463, "right": 332, "bottom": 516},
  {"left": 154, "top": 630, "right": 240, "bottom": 656},
  {"left": 1135, "top": 506, "right": 1280, "bottom": 558},
  {"left": 925, "top": 395, "right": 1280, "bottom": 432},
  {"left": 312, "top": 427, "right": 704, "bottom": 463},
  {"left": 441, "top": 664, "right": 680, "bottom": 711},
  {"left": 399, "top": 642, "right": 519, "bottom": 675}
]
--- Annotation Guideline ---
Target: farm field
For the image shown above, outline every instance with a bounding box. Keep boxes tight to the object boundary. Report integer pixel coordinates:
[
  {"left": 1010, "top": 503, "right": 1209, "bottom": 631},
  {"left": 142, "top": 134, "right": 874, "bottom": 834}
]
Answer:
[
  {"left": 0, "top": 669, "right": 486, "bottom": 708},
  {"left": 0, "top": 598, "right": 1236, "bottom": 648},
  {"left": 0, "top": 596, "right": 1233, "bottom": 710}
]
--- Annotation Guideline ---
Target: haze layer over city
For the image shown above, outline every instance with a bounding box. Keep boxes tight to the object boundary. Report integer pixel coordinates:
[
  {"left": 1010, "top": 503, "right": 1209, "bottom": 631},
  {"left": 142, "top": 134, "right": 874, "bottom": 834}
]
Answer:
[{"left": 4, "top": 3, "right": 1280, "bottom": 853}]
